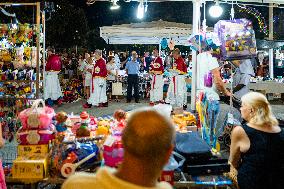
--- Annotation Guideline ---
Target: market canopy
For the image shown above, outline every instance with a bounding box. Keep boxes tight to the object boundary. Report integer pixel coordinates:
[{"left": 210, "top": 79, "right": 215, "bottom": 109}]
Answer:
[{"left": 100, "top": 20, "right": 213, "bottom": 46}]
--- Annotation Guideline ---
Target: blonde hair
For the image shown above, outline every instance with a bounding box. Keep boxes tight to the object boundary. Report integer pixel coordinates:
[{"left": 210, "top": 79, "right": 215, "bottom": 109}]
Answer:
[{"left": 241, "top": 92, "right": 278, "bottom": 127}]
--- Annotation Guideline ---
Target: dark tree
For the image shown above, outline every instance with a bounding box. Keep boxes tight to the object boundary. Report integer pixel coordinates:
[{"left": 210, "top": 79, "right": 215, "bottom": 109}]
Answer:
[{"left": 46, "top": 0, "right": 88, "bottom": 49}]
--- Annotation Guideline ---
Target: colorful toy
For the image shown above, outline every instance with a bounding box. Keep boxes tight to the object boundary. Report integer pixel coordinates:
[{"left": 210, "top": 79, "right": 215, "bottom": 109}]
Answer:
[
  {"left": 55, "top": 111, "right": 69, "bottom": 134},
  {"left": 76, "top": 112, "right": 90, "bottom": 137}
]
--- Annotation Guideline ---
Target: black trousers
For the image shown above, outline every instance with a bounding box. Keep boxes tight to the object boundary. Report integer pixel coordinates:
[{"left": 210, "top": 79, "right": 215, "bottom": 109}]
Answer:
[{"left": 127, "top": 74, "right": 139, "bottom": 101}]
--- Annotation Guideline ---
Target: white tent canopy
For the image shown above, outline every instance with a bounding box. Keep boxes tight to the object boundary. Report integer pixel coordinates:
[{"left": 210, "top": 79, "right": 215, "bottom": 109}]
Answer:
[{"left": 100, "top": 20, "right": 206, "bottom": 46}]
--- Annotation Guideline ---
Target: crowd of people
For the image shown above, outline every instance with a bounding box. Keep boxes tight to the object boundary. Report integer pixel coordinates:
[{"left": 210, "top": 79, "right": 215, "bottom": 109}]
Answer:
[{"left": 44, "top": 47, "right": 193, "bottom": 109}]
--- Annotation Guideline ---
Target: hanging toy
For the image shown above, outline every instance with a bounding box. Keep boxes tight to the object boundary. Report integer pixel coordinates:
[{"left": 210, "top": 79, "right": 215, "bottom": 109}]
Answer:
[{"left": 160, "top": 38, "right": 168, "bottom": 49}]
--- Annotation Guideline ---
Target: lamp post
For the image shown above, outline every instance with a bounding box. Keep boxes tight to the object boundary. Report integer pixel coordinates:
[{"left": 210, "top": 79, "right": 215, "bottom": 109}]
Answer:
[{"left": 191, "top": 0, "right": 201, "bottom": 111}]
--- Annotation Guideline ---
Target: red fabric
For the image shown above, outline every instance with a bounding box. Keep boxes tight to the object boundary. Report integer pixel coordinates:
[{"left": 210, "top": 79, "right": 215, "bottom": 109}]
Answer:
[
  {"left": 92, "top": 58, "right": 107, "bottom": 93},
  {"left": 45, "top": 54, "right": 62, "bottom": 71},
  {"left": 92, "top": 58, "right": 107, "bottom": 78},
  {"left": 150, "top": 56, "right": 164, "bottom": 72},
  {"left": 174, "top": 56, "right": 187, "bottom": 73}
]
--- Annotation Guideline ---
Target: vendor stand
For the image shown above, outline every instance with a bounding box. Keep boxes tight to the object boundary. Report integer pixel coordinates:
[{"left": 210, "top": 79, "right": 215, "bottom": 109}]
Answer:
[{"left": 2, "top": 99, "right": 233, "bottom": 189}]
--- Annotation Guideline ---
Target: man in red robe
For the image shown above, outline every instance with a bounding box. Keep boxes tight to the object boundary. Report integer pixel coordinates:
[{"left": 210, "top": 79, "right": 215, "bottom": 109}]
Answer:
[
  {"left": 83, "top": 49, "right": 108, "bottom": 108},
  {"left": 149, "top": 49, "right": 164, "bottom": 105},
  {"left": 166, "top": 48, "right": 188, "bottom": 109},
  {"left": 44, "top": 48, "right": 63, "bottom": 106}
]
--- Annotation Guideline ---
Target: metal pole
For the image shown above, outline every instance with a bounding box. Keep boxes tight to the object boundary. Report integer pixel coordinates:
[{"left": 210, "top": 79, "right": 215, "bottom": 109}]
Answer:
[
  {"left": 269, "top": 3, "right": 274, "bottom": 78},
  {"left": 190, "top": 0, "right": 201, "bottom": 111},
  {"left": 42, "top": 11, "right": 46, "bottom": 96},
  {"left": 36, "top": 2, "right": 40, "bottom": 98}
]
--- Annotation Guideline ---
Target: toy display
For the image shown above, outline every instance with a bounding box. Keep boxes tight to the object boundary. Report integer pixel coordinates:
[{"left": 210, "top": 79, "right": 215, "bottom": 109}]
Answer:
[
  {"left": 50, "top": 138, "right": 101, "bottom": 178},
  {"left": 214, "top": 19, "right": 257, "bottom": 60}
]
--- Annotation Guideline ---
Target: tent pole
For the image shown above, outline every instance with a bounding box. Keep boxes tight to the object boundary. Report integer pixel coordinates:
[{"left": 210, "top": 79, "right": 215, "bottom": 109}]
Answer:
[
  {"left": 269, "top": 3, "right": 274, "bottom": 79},
  {"left": 42, "top": 11, "right": 46, "bottom": 98},
  {"left": 190, "top": 0, "right": 201, "bottom": 111}
]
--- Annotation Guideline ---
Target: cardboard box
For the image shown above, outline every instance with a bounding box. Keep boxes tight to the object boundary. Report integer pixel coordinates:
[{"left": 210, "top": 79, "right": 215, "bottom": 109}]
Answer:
[
  {"left": 17, "top": 145, "right": 49, "bottom": 157},
  {"left": 12, "top": 156, "right": 48, "bottom": 179}
]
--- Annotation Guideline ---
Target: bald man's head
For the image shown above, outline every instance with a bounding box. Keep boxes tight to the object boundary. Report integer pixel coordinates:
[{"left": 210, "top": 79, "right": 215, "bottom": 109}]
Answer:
[{"left": 122, "top": 108, "right": 175, "bottom": 165}]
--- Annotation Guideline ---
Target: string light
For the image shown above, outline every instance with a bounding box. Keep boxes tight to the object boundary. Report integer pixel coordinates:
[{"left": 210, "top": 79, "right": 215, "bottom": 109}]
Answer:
[{"left": 238, "top": 5, "right": 269, "bottom": 36}]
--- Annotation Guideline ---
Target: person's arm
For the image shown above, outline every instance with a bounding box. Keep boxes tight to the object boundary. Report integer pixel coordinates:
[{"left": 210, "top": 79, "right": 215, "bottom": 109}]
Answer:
[
  {"left": 211, "top": 67, "right": 232, "bottom": 96},
  {"left": 229, "top": 126, "right": 244, "bottom": 168}
]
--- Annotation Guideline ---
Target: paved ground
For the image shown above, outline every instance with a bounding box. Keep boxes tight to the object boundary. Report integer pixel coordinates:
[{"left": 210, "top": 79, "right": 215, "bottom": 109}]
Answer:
[{"left": 54, "top": 98, "right": 284, "bottom": 120}]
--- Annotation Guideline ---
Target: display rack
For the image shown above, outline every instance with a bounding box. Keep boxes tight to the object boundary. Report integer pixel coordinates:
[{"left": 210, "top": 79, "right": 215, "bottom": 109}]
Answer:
[{"left": 0, "top": 2, "right": 42, "bottom": 144}]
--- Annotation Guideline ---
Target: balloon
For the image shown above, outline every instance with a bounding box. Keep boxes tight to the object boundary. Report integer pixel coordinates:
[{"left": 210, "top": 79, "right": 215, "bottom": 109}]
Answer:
[{"left": 160, "top": 38, "right": 168, "bottom": 49}]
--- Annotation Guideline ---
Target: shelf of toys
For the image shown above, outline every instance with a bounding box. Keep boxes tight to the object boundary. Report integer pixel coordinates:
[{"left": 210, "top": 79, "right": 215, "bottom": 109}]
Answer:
[{"left": 0, "top": 23, "right": 43, "bottom": 146}]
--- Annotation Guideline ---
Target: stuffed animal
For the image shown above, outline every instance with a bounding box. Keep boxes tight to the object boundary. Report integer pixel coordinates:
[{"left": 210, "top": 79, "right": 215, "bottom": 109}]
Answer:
[
  {"left": 55, "top": 111, "right": 68, "bottom": 133},
  {"left": 96, "top": 120, "right": 110, "bottom": 136}
]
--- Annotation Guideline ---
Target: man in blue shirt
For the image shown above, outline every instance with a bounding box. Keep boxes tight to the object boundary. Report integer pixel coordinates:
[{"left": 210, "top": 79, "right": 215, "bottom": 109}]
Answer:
[{"left": 125, "top": 51, "right": 140, "bottom": 103}]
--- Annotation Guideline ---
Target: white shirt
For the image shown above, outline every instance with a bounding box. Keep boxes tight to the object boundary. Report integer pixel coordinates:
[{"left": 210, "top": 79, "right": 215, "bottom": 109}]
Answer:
[
  {"left": 232, "top": 59, "right": 254, "bottom": 100},
  {"left": 61, "top": 167, "right": 172, "bottom": 189},
  {"left": 106, "top": 63, "right": 118, "bottom": 81},
  {"left": 196, "top": 52, "right": 220, "bottom": 100}
]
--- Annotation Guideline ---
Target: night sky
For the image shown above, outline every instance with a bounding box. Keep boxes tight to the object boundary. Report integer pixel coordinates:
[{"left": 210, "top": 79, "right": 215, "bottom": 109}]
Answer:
[{"left": 0, "top": 0, "right": 283, "bottom": 49}]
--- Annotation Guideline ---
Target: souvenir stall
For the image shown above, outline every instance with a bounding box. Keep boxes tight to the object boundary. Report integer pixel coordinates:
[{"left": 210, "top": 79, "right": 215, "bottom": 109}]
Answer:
[{"left": 0, "top": 2, "right": 42, "bottom": 148}]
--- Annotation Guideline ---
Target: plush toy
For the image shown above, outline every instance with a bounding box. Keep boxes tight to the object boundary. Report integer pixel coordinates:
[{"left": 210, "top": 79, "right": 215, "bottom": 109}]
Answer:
[
  {"left": 96, "top": 120, "right": 110, "bottom": 136},
  {"left": 76, "top": 111, "right": 90, "bottom": 137},
  {"left": 113, "top": 109, "right": 126, "bottom": 128},
  {"left": 55, "top": 111, "right": 68, "bottom": 133}
]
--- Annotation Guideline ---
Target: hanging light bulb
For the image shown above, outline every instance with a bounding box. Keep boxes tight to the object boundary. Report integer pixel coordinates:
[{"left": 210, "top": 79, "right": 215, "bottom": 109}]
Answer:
[
  {"left": 209, "top": 0, "right": 223, "bottom": 18},
  {"left": 137, "top": 1, "right": 144, "bottom": 19},
  {"left": 110, "top": 0, "right": 120, "bottom": 10}
]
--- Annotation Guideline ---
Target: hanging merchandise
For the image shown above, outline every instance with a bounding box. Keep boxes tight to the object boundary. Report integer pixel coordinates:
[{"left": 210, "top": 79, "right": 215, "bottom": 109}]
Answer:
[
  {"left": 196, "top": 92, "right": 220, "bottom": 150},
  {"left": 214, "top": 18, "right": 257, "bottom": 60},
  {"left": 188, "top": 32, "right": 221, "bottom": 58},
  {"left": 238, "top": 5, "right": 268, "bottom": 36},
  {"left": 160, "top": 38, "right": 168, "bottom": 49},
  {"left": 168, "top": 39, "right": 175, "bottom": 50}
]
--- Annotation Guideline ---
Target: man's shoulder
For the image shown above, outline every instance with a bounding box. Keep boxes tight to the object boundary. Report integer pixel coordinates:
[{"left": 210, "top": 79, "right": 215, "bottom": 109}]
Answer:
[{"left": 61, "top": 172, "right": 98, "bottom": 189}]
